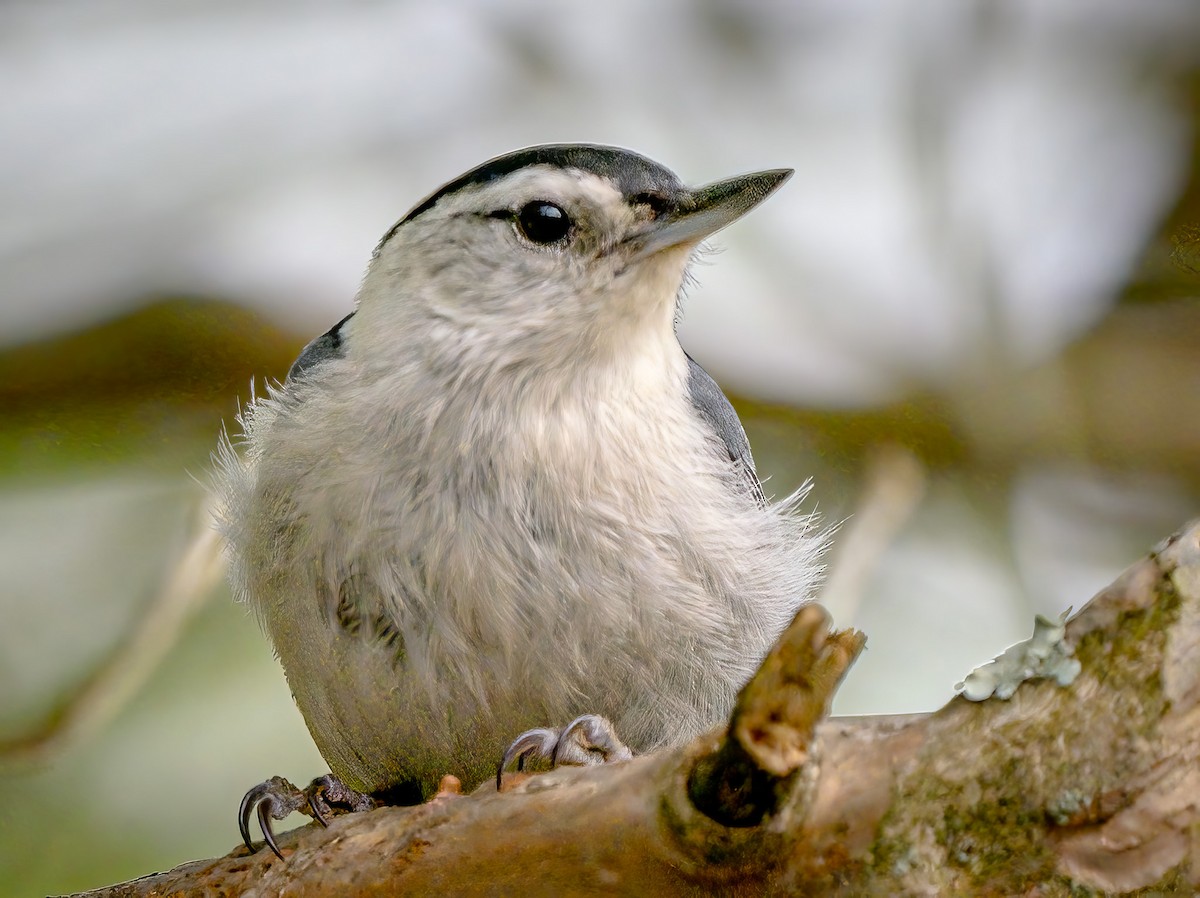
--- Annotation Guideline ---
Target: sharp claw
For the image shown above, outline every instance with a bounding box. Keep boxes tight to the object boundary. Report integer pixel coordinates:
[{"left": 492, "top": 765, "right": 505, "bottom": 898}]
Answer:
[
  {"left": 551, "top": 714, "right": 593, "bottom": 768},
  {"left": 498, "top": 716, "right": 633, "bottom": 789},
  {"left": 238, "top": 785, "right": 262, "bottom": 853},
  {"left": 497, "top": 727, "right": 559, "bottom": 790},
  {"left": 307, "top": 790, "right": 329, "bottom": 827},
  {"left": 238, "top": 774, "right": 375, "bottom": 856},
  {"left": 258, "top": 800, "right": 285, "bottom": 861},
  {"left": 552, "top": 714, "right": 633, "bottom": 767}
]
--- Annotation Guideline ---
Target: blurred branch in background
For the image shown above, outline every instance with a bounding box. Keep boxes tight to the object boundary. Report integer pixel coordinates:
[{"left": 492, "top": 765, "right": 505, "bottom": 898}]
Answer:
[
  {"left": 820, "top": 445, "right": 928, "bottom": 625},
  {"left": 0, "top": 498, "right": 224, "bottom": 764},
  {"left": 0, "top": 298, "right": 299, "bottom": 480}
]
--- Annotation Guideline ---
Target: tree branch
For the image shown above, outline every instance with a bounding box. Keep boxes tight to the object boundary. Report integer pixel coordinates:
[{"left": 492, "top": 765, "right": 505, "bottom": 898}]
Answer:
[{"left": 69, "top": 520, "right": 1200, "bottom": 897}]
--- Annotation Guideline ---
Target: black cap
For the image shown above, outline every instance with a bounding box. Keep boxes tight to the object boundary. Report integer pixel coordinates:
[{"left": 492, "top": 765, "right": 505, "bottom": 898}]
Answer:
[{"left": 375, "top": 144, "right": 685, "bottom": 255}]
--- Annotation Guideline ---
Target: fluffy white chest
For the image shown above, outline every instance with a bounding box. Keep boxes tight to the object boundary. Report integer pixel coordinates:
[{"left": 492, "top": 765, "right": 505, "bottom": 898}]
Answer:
[{"left": 218, "top": 353, "right": 810, "bottom": 791}]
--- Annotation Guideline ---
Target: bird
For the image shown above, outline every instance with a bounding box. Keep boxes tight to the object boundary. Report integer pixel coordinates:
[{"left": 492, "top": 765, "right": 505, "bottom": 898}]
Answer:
[{"left": 213, "top": 143, "right": 821, "bottom": 857}]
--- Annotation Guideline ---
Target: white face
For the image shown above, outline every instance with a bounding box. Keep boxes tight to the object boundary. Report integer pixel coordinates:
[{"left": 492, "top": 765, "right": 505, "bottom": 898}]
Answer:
[{"left": 353, "top": 166, "right": 694, "bottom": 376}]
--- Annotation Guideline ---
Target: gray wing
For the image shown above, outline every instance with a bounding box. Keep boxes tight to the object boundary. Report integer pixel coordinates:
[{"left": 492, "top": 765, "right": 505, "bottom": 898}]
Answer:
[
  {"left": 684, "top": 352, "right": 766, "bottom": 507},
  {"left": 287, "top": 312, "right": 355, "bottom": 382}
]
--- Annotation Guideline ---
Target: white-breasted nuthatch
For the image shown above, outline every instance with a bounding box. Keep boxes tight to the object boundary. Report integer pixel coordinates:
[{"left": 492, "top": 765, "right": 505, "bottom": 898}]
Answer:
[{"left": 214, "top": 144, "right": 820, "bottom": 856}]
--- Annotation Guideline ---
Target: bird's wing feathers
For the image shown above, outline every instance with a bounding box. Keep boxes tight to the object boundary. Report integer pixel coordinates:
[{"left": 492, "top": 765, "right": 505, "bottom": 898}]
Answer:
[
  {"left": 684, "top": 352, "right": 767, "bottom": 507},
  {"left": 287, "top": 312, "right": 355, "bottom": 382}
]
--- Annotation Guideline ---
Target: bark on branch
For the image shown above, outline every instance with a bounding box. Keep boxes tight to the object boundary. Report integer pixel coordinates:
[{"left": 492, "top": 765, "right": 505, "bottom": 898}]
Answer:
[{"left": 70, "top": 520, "right": 1200, "bottom": 897}]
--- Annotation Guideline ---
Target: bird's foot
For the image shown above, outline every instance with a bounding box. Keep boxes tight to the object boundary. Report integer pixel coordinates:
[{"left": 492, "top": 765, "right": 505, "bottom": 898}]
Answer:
[
  {"left": 238, "top": 773, "right": 377, "bottom": 859},
  {"left": 496, "top": 713, "right": 633, "bottom": 790}
]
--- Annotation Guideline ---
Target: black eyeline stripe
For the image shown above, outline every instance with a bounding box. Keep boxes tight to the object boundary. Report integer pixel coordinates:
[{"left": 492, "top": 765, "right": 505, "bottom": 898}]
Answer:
[{"left": 373, "top": 144, "right": 685, "bottom": 256}]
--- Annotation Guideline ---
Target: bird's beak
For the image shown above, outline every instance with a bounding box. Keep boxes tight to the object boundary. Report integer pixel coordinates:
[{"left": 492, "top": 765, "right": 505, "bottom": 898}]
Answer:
[{"left": 625, "top": 168, "right": 793, "bottom": 262}]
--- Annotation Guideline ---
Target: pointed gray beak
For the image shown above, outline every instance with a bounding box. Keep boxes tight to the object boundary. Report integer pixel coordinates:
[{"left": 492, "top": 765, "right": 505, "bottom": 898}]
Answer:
[{"left": 625, "top": 168, "right": 793, "bottom": 261}]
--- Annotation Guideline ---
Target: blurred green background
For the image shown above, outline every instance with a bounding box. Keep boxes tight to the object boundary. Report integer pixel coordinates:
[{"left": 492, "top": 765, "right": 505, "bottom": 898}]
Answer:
[{"left": 2, "top": 2, "right": 1199, "bottom": 894}]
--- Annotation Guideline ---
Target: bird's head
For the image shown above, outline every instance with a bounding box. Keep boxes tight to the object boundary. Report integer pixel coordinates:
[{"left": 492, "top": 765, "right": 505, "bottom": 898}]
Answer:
[{"left": 353, "top": 144, "right": 791, "bottom": 379}]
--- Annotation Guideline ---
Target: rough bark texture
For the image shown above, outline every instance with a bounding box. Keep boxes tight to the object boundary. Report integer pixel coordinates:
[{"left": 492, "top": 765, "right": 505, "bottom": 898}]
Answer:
[{"left": 69, "top": 520, "right": 1200, "bottom": 898}]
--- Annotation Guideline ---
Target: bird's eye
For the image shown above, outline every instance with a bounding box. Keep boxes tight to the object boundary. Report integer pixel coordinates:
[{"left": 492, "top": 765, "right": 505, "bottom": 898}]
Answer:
[{"left": 515, "top": 201, "right": 571, "bottom": 245}]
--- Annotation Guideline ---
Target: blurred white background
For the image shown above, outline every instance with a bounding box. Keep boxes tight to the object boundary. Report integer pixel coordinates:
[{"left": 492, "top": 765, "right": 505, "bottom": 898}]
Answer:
[{"left": 2, "top": 1, "right": 1199, "bottom": 894}]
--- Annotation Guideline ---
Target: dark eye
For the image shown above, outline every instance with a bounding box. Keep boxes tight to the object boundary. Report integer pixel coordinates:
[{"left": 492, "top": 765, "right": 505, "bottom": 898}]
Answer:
[{"left": 516, "top": 201, "right": 571, "bottom": 245}]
